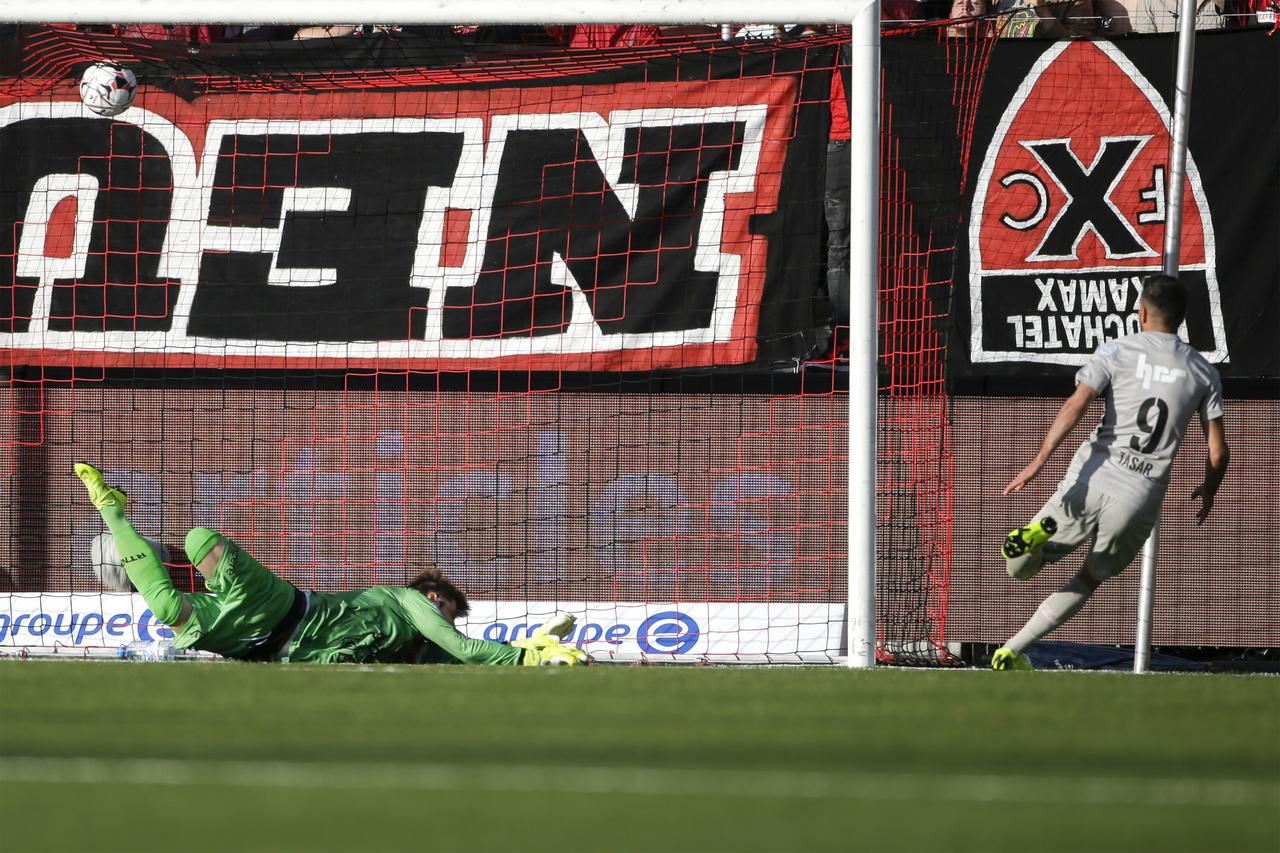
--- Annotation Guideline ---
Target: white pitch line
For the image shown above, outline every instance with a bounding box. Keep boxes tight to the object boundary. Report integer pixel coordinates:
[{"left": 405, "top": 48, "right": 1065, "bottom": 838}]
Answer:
[{"left": 0, "top": 757, "right": 1274, "bottom": 809}]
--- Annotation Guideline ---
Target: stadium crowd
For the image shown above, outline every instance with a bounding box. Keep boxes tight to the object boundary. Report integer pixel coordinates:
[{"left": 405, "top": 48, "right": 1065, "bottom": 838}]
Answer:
[{"left": 82, "top": 0, "right": 1277, "bottom": 45}]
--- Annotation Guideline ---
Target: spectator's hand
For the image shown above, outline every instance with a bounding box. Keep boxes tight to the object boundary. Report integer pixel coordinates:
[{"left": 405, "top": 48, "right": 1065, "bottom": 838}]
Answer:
[{"left": 294, "top": 25, "right": 359, "bottom": 40}]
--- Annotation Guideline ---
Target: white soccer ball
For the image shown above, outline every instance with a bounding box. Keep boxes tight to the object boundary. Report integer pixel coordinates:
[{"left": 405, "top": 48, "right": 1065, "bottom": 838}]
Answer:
[
  {"left": 91, "top": 532, "right": 169, "bottom": 591},
  {"left": 79, "top": 62, "right": 138, "bottom": 117}
]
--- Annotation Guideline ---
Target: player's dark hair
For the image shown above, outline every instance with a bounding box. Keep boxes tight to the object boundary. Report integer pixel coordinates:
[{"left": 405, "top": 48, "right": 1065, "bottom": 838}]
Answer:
[
  {"left": 408, "top": 567, "right": 470, "bottom": 617},
  {"left": 1140, "top": 274, "right": 1188, "bottom": 329}
]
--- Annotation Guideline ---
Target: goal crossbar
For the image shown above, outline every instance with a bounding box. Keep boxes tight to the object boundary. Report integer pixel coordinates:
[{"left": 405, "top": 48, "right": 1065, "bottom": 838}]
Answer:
[{"left": 0, "top": 0, "right": 875, "bottom": 25}]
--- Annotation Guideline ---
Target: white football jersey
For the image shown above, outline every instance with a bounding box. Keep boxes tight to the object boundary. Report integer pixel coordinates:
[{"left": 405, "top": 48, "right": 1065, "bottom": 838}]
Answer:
[{"left": 1072, "top": 331, "right": 1223, "bottom": 488}]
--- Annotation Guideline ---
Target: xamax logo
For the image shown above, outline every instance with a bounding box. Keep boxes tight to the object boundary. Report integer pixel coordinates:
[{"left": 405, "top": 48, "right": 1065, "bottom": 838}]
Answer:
[
  {"left": 480, "top": 610, "right": 701, "bottom": 655},
  {"left": 968, "top": 40, "right": 1227, "bottom": 365}
]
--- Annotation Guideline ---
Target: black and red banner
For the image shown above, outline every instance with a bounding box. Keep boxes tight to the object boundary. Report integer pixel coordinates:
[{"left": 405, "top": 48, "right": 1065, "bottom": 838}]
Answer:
[
  {"left": 884, "top": 29, "right": 1279, "bottom": 391},
  {"left": 0, "top": 42, "right": 831, "bottom": 371},
  {"left": 5, "top": 31, "right": 1275, "bottom": 384}
]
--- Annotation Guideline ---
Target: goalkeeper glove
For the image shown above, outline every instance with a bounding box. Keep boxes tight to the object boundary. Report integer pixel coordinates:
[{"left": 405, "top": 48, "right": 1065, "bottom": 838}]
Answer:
[
  {"left": 512, "top": 635, "right": 589, "bottom": 666},
  {"left": 533, "top": 612, "right": 576, "bottom": 641}
]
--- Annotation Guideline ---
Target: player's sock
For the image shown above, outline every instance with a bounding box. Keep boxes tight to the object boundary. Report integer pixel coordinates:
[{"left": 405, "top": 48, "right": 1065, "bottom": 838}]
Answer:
[
  {"left": 1005, "top": 549, "right": 1046, "bottom": 581},
  {"left": 184, "top": 527, "right": 222, "bottom": 566},
  {"left": 75, "top": 464, "right": 186, "bottom": 626},
  {"left": 1004, "top": 574, "right": 1094, "bottom": 655},
  {"left": 99, "top": 505, "right": 187, "bottom": 627}
]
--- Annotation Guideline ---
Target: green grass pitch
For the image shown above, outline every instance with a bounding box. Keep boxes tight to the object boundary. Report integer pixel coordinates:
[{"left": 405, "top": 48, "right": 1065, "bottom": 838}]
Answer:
[{"left": 1, "top": 662, "right": 1277, "bottom": 853}]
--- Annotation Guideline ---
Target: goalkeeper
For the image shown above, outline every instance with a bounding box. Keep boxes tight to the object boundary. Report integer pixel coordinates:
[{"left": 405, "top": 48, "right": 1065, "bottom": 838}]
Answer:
[{"left": 75, "top": 462, "right": 587, "bottom": 666}]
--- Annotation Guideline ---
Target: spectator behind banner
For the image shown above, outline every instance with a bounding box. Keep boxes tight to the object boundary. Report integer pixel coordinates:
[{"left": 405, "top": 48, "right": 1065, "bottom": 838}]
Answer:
[
  {"left": 112, "top": 24, "right": 227, "bottom": 43},
  {"left": 228, "top": 26, "right": 294, "bottom": 41},
  {"left": 546, "top": 25, "right": 660, "bottom": 48},
  {"left": 881, "top": 0, "right": 955, "bottom": 18},
  {"left": 881, "top": 0, "right": 921, "bottom": 19},
  {"left": 293, "top": 25, "right": 360, "bottom": 39},
  {"left": 1250, "top": 0, "right": 1280, "bottom": 26},
  {"left": 825, "top": 40, "right": 851, "bottom": 334},
  {"left": 1129, "top": 0, "right": 1229, "bottom": 30},
  {"left": 948, "top": 0, "right": 1134, "bottom": 35}
]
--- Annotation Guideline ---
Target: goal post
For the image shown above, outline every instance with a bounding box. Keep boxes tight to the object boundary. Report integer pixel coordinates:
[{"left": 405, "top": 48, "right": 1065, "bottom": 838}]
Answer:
[
  {"left": 846, "top": 1, "right": 878, "bottom": 668},
  {"left": 0, "top": 2, "right": 957, "bottom": 666},
  {"left": 0, "top": 1, "right": 870, "bottom": 25}
]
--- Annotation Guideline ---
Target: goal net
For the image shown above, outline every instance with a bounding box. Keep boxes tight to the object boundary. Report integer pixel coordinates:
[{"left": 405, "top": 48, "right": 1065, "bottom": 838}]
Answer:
[{"left": 0, "top": 20, "right": 962, "bottom": 663}]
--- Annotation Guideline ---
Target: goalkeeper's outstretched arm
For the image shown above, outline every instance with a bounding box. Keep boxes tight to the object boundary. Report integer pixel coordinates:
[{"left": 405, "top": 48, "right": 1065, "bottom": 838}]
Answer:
[
  {"left": 386, "top": 585, "right": 522, "bottom": 665},
  {"left": 387, "top": 587, "right": 587, "bottom": 666}
]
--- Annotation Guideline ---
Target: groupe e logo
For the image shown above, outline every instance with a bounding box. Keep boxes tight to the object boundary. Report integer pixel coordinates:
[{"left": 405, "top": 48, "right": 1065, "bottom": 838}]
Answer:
[
  {"left": 636, "top": 611, "right": 701, "bottom": 655},
  {"left": 480, "top": 609, "right": 703, "bottom": 656},
  {"left": 0, "top": 607, "right": 171, "bottom": 645}
]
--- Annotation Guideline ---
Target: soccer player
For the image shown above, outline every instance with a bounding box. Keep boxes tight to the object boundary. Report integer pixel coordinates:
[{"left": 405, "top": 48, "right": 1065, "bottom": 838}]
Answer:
[
  {"left": 75, "top": 462, "right": 587, "bottom": 666},
  {"left": 992, "top": 274, "right": 1229, "bottom": 671}
]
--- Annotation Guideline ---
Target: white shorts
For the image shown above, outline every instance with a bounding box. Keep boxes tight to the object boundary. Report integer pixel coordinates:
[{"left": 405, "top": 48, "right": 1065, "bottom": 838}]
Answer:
[{"left": 1036, "top": 469, "right": 1165, "bottom": 583}]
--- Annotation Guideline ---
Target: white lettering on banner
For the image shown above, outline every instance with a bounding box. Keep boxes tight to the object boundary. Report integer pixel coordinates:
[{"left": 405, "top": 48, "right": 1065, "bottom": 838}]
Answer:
[
  {"left": 1006, "top": 311, "right": 1140, "bottom": 350},
  {"left": 1021, "top": 134, "right": 1158, "bottom": 263},
  {"left": 0, "top": 595, "right": 843, "bottom": 660},
  {"left": 266, "top": 187, "right": 353, "bottom": 288},
  {"left": 15, "top": 172, "right": 100, "bottom": 327},
  {"left": 1137, "top": 165, "right": 1166, "bottom": 225},
  {"left": 1031, "top": 276, "right": 1144, "bottom": 314},
  {"left": 0, "top": 103, "right": 771, "bottom": 363},
  {"left": 998, "top": 171, "right": 1049, "bottom": 231}
]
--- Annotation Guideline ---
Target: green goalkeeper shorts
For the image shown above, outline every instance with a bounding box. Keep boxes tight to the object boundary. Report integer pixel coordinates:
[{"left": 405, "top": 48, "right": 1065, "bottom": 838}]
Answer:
[
  {"left": 172, "top": 533, "right": 298, "bottom": 660},
  {"left": 173, "top": 530, "right": 405, "bottom": 664}
]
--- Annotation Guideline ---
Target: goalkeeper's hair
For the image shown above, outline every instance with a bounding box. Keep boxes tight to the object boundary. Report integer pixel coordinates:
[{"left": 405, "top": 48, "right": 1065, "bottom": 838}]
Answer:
[
  {"left": 408, "top": 567, "right": 470, "bottom": 617},
  {"left": 1140, "top": 273, "right": 1188, "bottom": 328}
]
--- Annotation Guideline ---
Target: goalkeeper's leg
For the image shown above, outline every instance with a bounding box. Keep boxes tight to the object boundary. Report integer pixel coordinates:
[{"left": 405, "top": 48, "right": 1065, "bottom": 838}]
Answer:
[{"left": 74, "top": 463, "right": 190, "bottom": 629}]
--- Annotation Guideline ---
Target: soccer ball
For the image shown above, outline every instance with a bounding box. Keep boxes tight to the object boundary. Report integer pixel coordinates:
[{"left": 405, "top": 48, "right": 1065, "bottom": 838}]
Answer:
[
  {"left": 91, "top": 532, "right": 169, "bottom": 591},
  {"left": 79, "top": 62, "right": 138, "bottom": 117}
]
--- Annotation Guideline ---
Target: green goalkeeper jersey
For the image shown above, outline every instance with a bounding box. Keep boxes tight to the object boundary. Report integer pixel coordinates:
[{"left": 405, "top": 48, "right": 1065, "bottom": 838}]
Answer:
[
  {"left": 167, "top": 536, "right": 519, "bottom": 665},
  {"left": 292, "top": 586, "right": 521, "bottom": 666}
]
